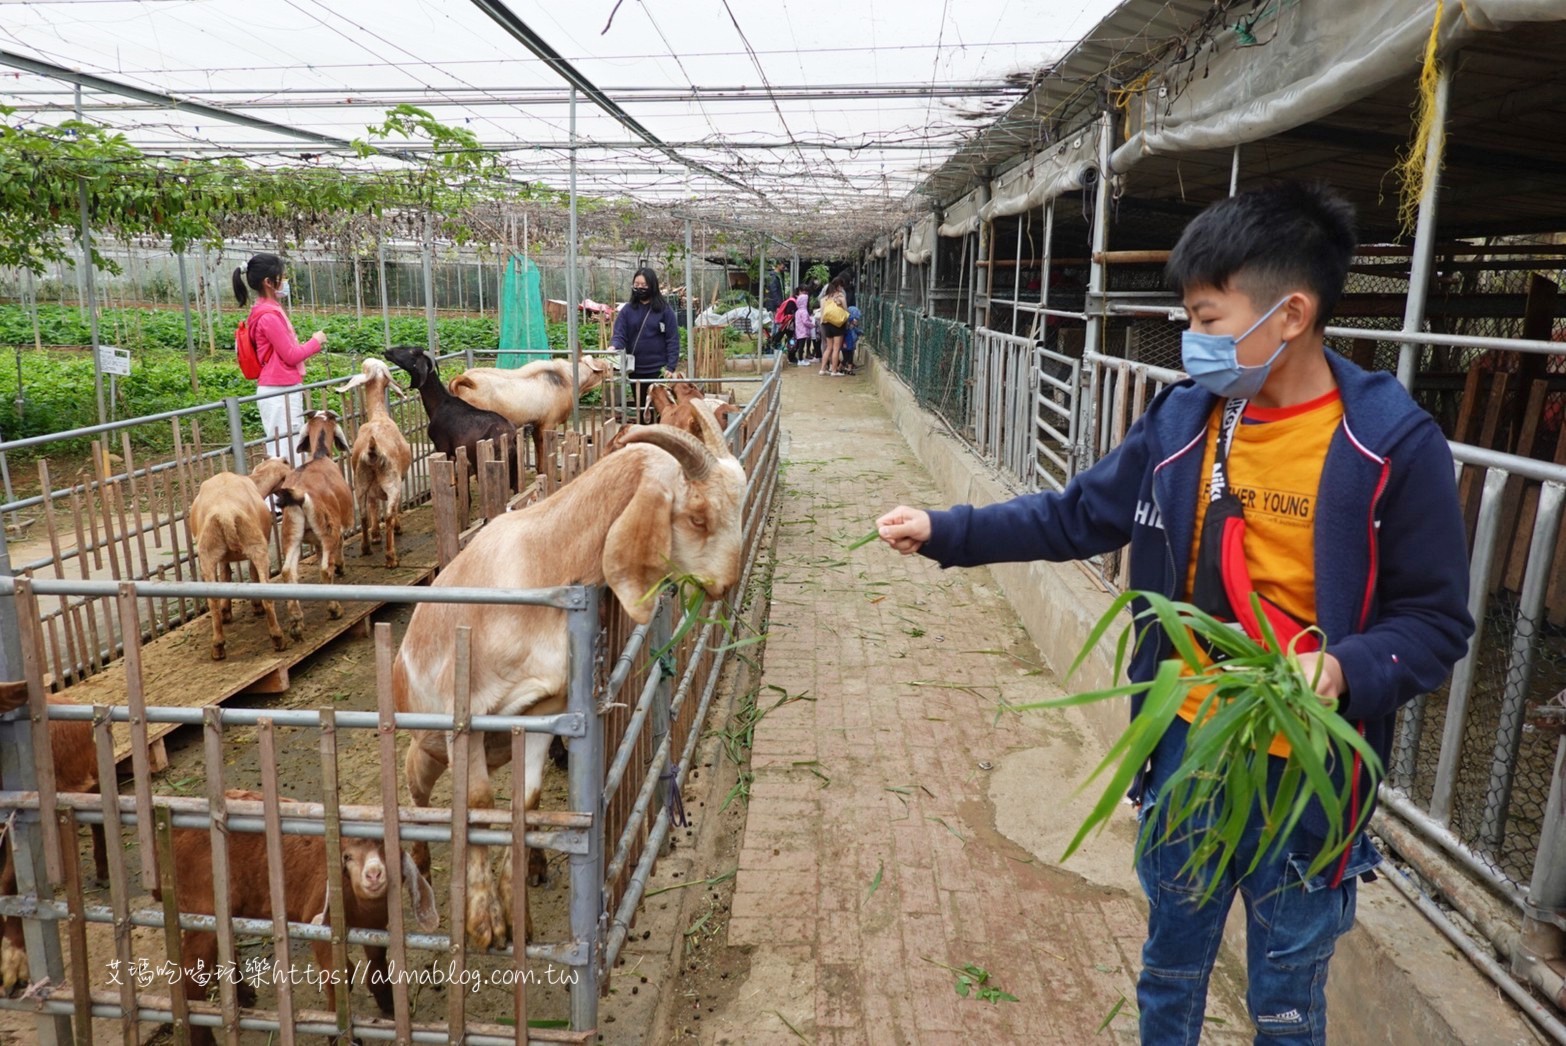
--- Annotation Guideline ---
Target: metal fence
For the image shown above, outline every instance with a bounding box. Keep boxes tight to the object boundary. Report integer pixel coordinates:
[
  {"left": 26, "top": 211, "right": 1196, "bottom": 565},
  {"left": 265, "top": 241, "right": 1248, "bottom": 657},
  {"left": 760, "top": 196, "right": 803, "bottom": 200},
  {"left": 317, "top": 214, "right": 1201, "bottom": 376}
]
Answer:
[{"left": 0, "top": 356, "right": 784, "bottom": 1043}]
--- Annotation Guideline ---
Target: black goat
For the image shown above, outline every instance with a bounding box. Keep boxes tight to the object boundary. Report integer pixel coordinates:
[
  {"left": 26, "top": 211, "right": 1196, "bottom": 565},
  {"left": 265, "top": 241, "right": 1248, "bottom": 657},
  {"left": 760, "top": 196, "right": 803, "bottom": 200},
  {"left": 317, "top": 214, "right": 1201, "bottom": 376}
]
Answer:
[{"left": 385, "top": 347, "right": 519, "bottom": 492}]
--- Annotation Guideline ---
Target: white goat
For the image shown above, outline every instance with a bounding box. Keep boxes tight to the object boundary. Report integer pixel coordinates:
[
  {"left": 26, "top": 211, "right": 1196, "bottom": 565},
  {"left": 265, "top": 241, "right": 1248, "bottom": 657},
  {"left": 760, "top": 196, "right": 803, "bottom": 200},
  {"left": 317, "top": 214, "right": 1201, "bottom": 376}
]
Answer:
[
  {"left": 446, "top": 355, "right": 619, "bottom": 471},
  {"left": 338, "top": 359, "right": 413, "bottom": 567},
  {"left": 393, "top": 400, "right": 745, "bottom": 950}
]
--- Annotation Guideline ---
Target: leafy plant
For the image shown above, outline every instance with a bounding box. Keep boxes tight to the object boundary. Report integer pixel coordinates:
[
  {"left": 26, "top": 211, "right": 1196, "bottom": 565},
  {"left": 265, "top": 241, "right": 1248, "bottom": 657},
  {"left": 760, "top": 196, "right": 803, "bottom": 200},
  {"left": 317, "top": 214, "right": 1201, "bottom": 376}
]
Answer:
[
  {"left": 925, "top": 958, "right": 1019, "bottom": 1004},
  {"left": 1022, "top": 590, "right": 1382, "bottom": 904}
]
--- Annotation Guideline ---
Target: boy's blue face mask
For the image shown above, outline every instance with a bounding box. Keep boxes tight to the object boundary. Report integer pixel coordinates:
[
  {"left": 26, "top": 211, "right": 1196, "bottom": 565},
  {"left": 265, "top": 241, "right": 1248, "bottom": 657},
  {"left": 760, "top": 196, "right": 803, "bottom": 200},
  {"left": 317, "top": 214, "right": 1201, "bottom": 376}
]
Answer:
[{"left": 1181, "top": 297, "right": 1290, "bottom": 400}]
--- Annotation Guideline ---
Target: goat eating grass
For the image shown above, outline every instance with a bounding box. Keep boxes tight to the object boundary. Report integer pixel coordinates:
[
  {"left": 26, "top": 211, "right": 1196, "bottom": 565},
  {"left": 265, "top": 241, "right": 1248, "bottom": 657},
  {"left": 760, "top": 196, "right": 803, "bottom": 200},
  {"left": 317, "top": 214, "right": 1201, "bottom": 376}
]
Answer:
[{"left": 393, "top": 400, "right": 746, "bottom": 950}]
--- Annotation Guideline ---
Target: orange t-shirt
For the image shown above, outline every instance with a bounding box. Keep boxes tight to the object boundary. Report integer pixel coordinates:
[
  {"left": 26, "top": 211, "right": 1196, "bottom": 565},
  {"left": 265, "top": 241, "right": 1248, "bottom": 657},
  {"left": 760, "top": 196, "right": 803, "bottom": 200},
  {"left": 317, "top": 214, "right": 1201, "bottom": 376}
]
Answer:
[{"left": 1180, "top": 389, "right": 1344, "bottom": 757}]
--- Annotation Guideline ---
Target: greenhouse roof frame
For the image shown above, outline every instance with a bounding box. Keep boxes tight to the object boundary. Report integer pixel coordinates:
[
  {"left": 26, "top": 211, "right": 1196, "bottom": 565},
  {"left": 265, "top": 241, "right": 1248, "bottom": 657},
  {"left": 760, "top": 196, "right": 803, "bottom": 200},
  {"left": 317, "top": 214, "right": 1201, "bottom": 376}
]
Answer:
[{"left": 0, "top": 0, "right": 1121, "bottom": 256}]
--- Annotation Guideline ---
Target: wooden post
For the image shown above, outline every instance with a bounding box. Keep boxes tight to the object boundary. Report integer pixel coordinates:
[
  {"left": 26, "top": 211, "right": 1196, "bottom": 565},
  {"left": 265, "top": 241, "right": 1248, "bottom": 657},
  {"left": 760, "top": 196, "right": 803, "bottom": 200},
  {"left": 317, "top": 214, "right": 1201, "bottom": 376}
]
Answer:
[{"left": 430, "top": 455, "right": 460, "bottom": 569}]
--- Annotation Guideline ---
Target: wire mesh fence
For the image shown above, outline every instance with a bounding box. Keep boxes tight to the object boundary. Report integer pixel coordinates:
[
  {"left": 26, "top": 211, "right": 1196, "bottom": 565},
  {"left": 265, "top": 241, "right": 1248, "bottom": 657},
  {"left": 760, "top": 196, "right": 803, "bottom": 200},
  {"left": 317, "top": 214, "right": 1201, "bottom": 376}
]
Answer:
[{"left": 861, "top": 295, "right": 972, "bottom": 433}]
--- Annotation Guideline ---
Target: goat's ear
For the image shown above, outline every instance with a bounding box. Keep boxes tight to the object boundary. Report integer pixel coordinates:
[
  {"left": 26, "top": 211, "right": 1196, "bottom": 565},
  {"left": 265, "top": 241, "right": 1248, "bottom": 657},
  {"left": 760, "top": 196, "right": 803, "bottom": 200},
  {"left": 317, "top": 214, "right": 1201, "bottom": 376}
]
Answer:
[
  {"left": 603, "top": 474, "right": 673, "bottom": 625},
  {"left": 295, "top": 433, "right": 313, "bottom": 456},
  {"left": 402, "top": 851, "right": 440, "bottom": 931},
  {"left": 333, "top": 427, "right": 349, "bottom": 452}
]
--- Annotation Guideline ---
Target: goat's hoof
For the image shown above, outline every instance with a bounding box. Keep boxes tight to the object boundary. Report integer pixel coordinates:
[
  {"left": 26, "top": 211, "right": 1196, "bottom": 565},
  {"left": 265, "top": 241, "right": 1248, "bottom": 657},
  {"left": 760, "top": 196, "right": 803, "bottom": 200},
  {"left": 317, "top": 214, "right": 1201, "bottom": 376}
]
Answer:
[
  {"left": 220, "top": 608, "right": 233, "bottom": 624},
  {"left": 287, "top": 620, "right": 304, "bottom": 640},
  {"left": 359, "top": 544, "right": 372, "bottom": 558},
  {"left": 327, "top": 602, "right": 342, "bottom": 620},
  {"left": 0, "top": 938, "right": 28, "bottom": 996},
  {"left": 393, "top": 521, "right": 404, "bottom": 534},
  {"left": 270, "top": 634, "right": 286, "bottom": 652},
  {"left": 385, "top": 555, "right": 399, "bottom": 569},
  {"left": 249, "top": 602, "right": 265, "bottom": 618},
  {"left": 466, "top": 881, "right": 508, "bottom": 952},
  {"left": 211, "top": 644, "right": 226, "bottom": 661}
]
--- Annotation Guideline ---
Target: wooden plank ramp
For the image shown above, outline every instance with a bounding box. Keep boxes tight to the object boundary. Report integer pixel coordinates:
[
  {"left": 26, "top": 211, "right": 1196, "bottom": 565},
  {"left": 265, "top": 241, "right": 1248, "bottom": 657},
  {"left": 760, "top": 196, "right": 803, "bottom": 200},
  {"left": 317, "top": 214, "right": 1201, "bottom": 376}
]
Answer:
[{"left": 58, "top": 506, "right": 441, "bottom": 771}]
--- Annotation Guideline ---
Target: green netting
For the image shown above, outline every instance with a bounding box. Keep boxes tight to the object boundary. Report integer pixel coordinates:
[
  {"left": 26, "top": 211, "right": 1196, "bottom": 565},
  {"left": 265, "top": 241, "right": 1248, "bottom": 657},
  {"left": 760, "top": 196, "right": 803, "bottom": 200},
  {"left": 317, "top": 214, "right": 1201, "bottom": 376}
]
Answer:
[
  {"left": 862, "top": 295, "right": 971, "bottom": 429},
  {"left": 497, "top": 254, "right": 551, "bottom": 368}
]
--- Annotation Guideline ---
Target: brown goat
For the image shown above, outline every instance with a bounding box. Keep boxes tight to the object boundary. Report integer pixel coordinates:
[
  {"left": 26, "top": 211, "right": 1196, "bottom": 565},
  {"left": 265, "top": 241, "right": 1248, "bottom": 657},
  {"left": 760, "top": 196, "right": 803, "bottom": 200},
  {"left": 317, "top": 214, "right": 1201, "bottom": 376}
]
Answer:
[
  {"left": 615, "top": 382, "right": 741, "bottom": 450},
  {"left": 338, "top": 360, "right": 413, "bottom": 568},
  {"left": 394, "top": 401, "right": 746, "bottom": 950},
  {"left": 447, "top": 355, "right": 618, "bottom": 472},
  {"left": 153, "top": 789, "right": 438, "bottom": 1043},
  {"left": 274, "top": 411, "right": 355, "bottom": 636},
  {"left": 0, "top": 684, "right": 109, "bottom": 996},
  {"left": 189, "top": 458, "right": 293, "bottom": 660}
]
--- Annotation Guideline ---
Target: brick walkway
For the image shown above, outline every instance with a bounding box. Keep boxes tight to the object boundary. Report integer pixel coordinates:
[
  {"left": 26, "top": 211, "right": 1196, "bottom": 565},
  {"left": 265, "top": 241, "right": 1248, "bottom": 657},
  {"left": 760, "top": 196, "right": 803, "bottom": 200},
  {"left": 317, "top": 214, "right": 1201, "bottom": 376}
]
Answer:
[{"left": 704, "top": 367, "right": 1250, "bottom": 1044}]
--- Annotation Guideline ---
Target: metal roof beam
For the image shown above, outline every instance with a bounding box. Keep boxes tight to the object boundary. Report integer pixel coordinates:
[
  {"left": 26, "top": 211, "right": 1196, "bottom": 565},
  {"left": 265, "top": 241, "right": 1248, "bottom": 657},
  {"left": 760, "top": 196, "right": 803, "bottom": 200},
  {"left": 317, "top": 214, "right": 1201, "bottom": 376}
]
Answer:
[
  {"left": 466, "top": 0, "right": 769, "bottom": 207},
  {"left": 0, "top": 48, "right": 376, "bottom": 155}
]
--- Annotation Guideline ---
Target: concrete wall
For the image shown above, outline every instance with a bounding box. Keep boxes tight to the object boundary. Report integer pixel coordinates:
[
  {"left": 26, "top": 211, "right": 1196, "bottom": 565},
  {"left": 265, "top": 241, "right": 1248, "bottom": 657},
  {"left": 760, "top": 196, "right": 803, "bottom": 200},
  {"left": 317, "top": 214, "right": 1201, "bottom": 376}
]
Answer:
[{"left": 867, "top": 354, "right": 1545, "bottom": 1046}]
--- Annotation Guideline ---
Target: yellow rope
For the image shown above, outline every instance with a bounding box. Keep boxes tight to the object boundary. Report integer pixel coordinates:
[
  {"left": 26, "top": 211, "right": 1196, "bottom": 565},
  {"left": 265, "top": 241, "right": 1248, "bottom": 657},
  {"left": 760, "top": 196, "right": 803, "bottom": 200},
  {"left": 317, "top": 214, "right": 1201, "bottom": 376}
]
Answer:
[{"left": 1396, "top": 0, "right": 1446, "bottom": 239}]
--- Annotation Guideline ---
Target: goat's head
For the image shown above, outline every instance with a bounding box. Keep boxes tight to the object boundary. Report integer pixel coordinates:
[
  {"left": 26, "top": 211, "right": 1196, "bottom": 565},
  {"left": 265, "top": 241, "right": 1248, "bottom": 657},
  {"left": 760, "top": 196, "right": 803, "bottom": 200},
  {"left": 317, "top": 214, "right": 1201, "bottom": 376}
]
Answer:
[
  {"left": 671, "top": 381, "right": 705, "bottom": 404},
  {"left": 248, "top": 457, "right": 294, "bottom": 497},
  {"left": 328, "top": 837, "right": 440, "bottom": 932},
  {"left": 607, "top": 400, "right": 746, "bottom": 619},
  {"left": 384, "top": 346, "right": 437, "bottom": 389},
  {"left": 646, "top": 384, "right": 679, "bottom": 420},
  {"left": 337, "top": 358, "right": 406, "bottom": 399},
  {"left": 296, "top": 410, "right": 348, "bottom": 459}
]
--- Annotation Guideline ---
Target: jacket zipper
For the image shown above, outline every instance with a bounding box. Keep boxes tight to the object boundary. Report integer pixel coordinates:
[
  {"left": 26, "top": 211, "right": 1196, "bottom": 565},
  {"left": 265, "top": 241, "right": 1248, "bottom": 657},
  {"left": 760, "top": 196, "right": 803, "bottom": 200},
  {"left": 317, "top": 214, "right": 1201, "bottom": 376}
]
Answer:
[{"left": 1334, "top": 456, "right": 1389, "bottom": 888}]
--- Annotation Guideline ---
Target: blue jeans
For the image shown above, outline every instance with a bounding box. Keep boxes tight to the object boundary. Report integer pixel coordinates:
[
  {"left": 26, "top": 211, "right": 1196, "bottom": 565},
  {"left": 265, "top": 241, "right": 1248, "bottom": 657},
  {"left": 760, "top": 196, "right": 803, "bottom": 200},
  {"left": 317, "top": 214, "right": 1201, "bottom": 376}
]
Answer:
[{"left": 1135, "top": 718, "right": 1378, "bottom": 1044}]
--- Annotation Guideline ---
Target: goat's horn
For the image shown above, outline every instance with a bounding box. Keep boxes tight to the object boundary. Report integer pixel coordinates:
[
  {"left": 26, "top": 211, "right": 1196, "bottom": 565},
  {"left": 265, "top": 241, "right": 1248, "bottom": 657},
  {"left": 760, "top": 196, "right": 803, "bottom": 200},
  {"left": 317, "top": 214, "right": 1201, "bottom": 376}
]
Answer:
[
  {"left": 688, "top": 399, "right": 734, "bottom": 459},
  {"left": 621, "top": 425, "right": 715, "bottom": 482}
]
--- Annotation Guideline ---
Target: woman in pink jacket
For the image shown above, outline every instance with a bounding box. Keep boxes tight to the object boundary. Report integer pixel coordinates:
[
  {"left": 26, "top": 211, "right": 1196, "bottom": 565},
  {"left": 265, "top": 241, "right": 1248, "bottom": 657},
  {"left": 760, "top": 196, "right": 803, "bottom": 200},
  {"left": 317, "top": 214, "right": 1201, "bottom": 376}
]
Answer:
[{"left": 233, "top": 253, "right": 326, "bottom": 463}]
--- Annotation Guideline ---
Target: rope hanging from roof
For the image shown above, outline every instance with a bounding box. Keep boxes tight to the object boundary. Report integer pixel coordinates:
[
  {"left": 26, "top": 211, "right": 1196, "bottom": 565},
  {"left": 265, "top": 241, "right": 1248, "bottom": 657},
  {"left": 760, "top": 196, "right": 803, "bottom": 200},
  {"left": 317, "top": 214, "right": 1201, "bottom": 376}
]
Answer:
[{"left": 1396, "top": 0, "right": 1446, "bottom": 239}]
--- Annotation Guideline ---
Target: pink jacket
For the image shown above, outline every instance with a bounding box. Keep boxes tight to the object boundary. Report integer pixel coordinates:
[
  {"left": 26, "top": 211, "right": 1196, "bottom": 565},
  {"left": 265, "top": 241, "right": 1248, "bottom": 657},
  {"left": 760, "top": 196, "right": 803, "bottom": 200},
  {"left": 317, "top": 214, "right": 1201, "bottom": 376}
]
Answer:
[
  {"left": 793, "top": 293, "right": 813, "bottom": 339},
  {"left": 249, "top": 299, "right": 322, "bottom": 386}
]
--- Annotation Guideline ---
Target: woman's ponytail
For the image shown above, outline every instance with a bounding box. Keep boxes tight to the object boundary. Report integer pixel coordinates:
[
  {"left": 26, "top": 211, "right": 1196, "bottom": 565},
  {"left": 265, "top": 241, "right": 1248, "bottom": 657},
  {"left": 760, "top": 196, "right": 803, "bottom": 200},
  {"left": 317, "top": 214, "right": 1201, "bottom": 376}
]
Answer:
[{"left": 233, "top": 253, "right": 283, "bottom": 306}]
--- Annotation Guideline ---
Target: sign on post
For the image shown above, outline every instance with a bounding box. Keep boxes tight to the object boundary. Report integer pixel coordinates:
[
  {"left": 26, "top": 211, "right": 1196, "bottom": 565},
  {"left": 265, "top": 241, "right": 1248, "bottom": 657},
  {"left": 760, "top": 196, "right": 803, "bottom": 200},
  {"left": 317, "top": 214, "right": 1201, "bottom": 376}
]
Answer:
[{"left": 97, "top": 346, "right": 131, "bottom": 377}]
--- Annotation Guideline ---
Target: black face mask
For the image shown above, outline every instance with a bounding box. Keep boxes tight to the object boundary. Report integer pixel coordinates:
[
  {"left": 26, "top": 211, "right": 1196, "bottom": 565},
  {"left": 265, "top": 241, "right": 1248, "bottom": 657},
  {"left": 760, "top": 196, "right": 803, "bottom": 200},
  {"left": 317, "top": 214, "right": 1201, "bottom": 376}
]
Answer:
[{"left": 632, "top": 287, "right": 651, "bottom": 301}]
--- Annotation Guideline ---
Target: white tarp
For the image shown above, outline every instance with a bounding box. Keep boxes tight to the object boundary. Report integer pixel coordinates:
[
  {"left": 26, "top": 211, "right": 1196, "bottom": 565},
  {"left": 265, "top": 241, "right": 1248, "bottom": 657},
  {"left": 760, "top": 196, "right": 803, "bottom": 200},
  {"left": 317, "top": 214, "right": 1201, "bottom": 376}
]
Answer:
[
  {"left": 937, "top": 189, "right": 983, "bottom": 238},
  {"left": 981, "top": 128, "right": 1100, "bottom": 220},
  {"left": 905, "top": 215, "right": 937, "bottom": 264},
  {"left": 1111, "top": 0, "right": 1566, "bottom": 171}
]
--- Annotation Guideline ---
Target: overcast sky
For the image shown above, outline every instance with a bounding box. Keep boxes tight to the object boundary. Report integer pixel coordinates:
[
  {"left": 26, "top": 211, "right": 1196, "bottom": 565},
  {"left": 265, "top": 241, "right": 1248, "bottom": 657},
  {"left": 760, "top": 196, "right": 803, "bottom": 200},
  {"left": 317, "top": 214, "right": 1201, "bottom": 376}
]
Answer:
[{"left": 0, "top": 0, "right": 1122, "bottom": 218}]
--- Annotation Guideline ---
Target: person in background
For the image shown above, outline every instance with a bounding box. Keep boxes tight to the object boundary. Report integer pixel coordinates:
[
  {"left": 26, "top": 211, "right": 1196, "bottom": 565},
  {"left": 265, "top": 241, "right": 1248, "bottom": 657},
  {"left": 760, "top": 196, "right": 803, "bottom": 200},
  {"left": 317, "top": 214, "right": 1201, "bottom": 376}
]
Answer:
[
  {"left": 776, "top": 289, "right": 800, "bottom": 360},
  {"left": 233, "top": 252, "right": 325, "bottom": 465},
  {"left": 763, "top": 259, "right": 786, "bottom": 314},
  {"left": 842, "top": 305, "right": 861, "bottom": 376},
  {"left": 818, "top": 277, "right": 849, "bottom": 376},
  {"left": 611, "top": 267, "right": 681, "bottom": 413},
  {"left": 793, "top": 285, "right": 814, "bottom": 367}
]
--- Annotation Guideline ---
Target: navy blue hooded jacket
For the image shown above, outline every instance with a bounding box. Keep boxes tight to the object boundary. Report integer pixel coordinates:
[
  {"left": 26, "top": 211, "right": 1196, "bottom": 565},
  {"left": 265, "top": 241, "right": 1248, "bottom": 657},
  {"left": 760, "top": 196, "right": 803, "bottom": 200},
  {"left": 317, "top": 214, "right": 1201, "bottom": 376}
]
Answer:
[{"left": 920, "top": 352, "right": 1473, "bottom": 854}]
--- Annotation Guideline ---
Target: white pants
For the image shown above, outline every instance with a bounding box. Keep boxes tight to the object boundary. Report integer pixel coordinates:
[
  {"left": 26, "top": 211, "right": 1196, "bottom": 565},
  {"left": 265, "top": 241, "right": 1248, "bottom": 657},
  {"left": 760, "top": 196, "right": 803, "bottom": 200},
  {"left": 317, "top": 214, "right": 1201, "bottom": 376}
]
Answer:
[{"left": 257, "top": 386, "right": 306, "bottom": 466}]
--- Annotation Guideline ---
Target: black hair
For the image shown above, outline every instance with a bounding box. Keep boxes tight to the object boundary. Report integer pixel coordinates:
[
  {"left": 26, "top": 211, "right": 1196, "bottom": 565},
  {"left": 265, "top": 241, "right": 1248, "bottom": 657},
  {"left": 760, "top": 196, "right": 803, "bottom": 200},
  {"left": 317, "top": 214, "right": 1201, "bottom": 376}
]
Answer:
[
  {"left": 631, "top": 267, "right": 666, "bottom": 311},
  {"left": 233, "top": 252, "right": 285, "bottom": 307},
  {"left": 1165, "top": 182, "right": 1356, "bottom": 329}
]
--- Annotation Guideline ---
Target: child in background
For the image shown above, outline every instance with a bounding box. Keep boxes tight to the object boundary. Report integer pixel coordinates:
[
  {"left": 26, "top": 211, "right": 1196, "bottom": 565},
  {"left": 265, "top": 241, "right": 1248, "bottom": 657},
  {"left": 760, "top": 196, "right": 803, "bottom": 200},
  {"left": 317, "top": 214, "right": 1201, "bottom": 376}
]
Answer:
[
  {"left": 793, "top": 286, "right": 814, "bottom": 367},
  {"left": 842, "top": 305, "right": 861, "bottom": 375}
]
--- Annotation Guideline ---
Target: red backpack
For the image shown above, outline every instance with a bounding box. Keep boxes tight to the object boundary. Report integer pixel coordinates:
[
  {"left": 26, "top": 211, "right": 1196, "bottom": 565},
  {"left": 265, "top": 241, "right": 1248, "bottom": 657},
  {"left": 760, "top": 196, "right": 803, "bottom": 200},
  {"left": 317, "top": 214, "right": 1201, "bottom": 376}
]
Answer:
[{"left": 234, "top": 315, "right": 272, "bottom": 379}]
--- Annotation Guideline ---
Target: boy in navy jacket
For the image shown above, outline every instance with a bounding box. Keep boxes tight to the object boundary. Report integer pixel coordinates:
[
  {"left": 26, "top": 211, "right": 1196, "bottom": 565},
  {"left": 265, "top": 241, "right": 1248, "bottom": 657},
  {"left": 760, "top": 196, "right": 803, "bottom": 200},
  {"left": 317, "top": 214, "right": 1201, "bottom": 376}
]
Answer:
[{"left": 876, "top": 184, "right": 1472, "bottom": 1044}]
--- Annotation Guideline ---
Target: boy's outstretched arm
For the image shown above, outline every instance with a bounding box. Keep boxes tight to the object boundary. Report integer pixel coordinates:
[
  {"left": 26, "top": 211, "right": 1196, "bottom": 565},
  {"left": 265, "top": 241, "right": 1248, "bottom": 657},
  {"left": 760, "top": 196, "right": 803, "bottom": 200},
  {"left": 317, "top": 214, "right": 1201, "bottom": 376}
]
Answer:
[{"left": 876, "top": 411, "right": 1154, "bottom": 568}]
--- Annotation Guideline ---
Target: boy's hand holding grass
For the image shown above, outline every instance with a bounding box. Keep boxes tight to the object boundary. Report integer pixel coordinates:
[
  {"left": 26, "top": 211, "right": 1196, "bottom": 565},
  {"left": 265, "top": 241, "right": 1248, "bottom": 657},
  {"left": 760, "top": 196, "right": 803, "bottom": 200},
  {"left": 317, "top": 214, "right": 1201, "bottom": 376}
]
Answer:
[
  {"left": 1294, "top": 650, "right": 1346, "bottom": 705},
  {"left": 875, "top": 506, "right": 931, "bottom": 555}
]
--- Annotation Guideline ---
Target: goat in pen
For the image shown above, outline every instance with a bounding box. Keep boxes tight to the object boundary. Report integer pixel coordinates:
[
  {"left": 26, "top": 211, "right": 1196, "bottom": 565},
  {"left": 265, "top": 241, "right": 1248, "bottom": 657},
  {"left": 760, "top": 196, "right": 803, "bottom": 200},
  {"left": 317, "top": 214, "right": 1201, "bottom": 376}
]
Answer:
[{"left": 393, "top": 400, "right": 746, "bottom": 949}]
